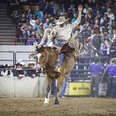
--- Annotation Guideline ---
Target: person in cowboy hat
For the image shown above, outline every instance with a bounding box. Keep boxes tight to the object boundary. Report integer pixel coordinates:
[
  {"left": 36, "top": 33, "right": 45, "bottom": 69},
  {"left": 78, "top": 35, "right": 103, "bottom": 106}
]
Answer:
[{"left": 35, "top": 5, "right": 83, "bottom": 72}]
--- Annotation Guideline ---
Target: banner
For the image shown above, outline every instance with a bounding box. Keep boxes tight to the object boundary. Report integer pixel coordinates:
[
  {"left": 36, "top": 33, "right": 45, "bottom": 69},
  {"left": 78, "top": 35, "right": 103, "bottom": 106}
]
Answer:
[{"left": 67, "top": 81, "right": 91, "bottom": 96}]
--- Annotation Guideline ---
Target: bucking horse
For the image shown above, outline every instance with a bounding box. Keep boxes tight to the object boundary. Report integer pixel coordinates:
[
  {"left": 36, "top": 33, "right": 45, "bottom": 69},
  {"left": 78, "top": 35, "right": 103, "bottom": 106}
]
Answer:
[{"left": 30, "top": 42, "right": 80, "bottom": 105}]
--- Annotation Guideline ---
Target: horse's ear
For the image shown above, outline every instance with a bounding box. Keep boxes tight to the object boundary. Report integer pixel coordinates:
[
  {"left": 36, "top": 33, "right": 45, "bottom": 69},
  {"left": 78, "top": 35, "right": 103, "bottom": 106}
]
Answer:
[
  {"left": 41, "top": 45, "right": 44, "bottom": 48},
  {"left": 35, "top": 45, "right": 44, "bottom": 52},
  {"left": 36, "top": 46, "right": 39, "bottom": 51}
]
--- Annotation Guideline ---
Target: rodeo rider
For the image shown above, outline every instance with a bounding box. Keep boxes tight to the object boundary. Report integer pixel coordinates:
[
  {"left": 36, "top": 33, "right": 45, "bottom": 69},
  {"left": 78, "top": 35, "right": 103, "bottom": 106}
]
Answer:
[{"left": 36, "top": 5, "right": 83, "bottom": 72}]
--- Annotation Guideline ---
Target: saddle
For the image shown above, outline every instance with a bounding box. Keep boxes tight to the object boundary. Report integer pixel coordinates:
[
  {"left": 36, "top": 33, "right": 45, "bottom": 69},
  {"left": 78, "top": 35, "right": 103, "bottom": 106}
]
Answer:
[{"left": 60, "top": 43, "right": 74, "bottom": 54}]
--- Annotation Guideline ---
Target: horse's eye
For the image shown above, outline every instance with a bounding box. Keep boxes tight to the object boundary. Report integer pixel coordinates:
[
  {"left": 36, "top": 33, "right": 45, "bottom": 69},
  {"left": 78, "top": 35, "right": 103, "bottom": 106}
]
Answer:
[{"left": 41, "top": 55, "right": 44, "bottom": 58}]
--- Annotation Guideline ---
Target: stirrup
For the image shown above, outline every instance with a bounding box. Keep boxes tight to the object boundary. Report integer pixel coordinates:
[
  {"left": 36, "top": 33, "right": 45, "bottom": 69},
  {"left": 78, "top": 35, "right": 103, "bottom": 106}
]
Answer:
[{"left": 55, "top": 67, "right": 61, "bottom": 73}]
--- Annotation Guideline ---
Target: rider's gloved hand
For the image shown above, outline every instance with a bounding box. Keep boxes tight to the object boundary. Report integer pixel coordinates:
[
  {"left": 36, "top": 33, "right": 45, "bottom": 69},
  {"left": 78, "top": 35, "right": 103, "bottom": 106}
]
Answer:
[{"left": 33, "top": 42, "right": 38, "bottom": 48}]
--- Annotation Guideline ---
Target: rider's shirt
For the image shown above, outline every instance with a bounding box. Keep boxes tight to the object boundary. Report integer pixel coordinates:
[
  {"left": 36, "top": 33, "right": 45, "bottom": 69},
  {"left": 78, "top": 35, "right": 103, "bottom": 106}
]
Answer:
[
  {"left": 53, "top": 12, "right": 82, "bottom": 41},
  {"left": 39, "top": 12, "right": 82, "bottom": 46}
]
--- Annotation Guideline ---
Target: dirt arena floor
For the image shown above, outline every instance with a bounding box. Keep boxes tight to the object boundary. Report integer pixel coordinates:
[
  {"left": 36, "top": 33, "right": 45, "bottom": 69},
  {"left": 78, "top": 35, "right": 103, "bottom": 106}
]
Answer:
[{"left": 0, "top": 97, "right": 116, "bottom": 116}]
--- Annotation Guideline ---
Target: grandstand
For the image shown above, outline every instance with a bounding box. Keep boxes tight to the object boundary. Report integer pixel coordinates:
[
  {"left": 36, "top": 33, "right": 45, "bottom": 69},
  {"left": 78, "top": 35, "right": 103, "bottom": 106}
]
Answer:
[
  {"left": 0, "top": 0, "right": 116, "bottom": 98},
  {"left": 0, "top": 3, "right": 16, "bottom": 45}
]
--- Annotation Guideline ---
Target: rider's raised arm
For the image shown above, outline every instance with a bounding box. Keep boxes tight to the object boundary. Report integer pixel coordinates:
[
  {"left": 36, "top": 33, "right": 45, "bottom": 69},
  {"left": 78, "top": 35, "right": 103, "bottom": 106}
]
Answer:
[
  {"left": 46, "top": 27, "right": 56, "bottom": 46},
  {"left": 39, "top": 28, "right": 52, "bottom": 46},
  {"left": 71, "top": 5, "right": 83, "bottom": 29}
]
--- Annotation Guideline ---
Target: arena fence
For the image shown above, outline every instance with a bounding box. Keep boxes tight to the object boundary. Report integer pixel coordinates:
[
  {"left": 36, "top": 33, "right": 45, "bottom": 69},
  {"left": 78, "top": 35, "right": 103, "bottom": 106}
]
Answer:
[
  {"left": 0, "top": 51, "right": 36, "bottom": 66},
  {"left": 0, "top": 77, "right": 46, "bottom": 97},
  {"left": 0, "top": 50, "right": 113, "bottom": 97}
]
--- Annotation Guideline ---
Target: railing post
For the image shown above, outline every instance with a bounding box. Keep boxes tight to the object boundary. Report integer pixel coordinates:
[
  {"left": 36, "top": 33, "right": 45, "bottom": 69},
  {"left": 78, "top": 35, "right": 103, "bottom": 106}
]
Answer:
[
  {"left": 14, "top": 38, "right": 16, "bottom": 45},
  {"left": 13, "top": 52, "right": 16, "bottom": 69}
]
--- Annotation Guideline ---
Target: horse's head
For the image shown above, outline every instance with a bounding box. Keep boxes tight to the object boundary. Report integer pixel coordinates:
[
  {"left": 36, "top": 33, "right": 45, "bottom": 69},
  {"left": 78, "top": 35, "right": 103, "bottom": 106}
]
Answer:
[
  {"left": 30, "top": 45, "right": 61, "bottom": 73},
  {"left": 35, "top": 46, "right": 49, "bottom": 66},
  {"left": 29, "top": 46, "right": 49, "bottom": 65}
]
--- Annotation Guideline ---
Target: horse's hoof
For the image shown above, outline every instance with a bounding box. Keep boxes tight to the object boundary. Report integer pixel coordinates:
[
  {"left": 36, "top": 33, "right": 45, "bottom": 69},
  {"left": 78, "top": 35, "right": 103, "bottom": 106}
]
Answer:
[
  {"left": 44, "top": 102, "right": 49, "bottom": 104},
  {"left": 44, "top": 98, "right": 49, "bottom": 104},
  {"left": 54, "top": 104, "right": 59, "bottom": 107},
  {"left": 54, "top": 100, "right": 59, "bottom": 105}
]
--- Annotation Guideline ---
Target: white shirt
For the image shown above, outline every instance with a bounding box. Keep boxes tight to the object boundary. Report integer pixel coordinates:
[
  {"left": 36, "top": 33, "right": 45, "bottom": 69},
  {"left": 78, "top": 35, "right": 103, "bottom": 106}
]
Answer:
[
  {"left": 39, "top": 12, "right": 82, "bottom": 46},
  {"left": 54, "top": 12, "right": 81, "bottom": 41}
]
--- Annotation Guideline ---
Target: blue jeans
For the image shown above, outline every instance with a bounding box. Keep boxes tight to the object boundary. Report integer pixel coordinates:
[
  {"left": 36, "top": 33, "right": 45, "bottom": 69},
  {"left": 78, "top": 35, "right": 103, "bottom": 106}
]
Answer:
[
  {"left": 111, "top": 77, "right": 116, "bottom": 98},
  {"left": 91, "top": 75, "right": 101, "bottom": 97},
  {"left": 60, "top": 73, "right": 71, "bottom": 96},
  {"left": 51, "top": 79, "right": 56, "bottom": 95},
  {"left": 107, "top": 76, "right": 112, "bottom": 97}
]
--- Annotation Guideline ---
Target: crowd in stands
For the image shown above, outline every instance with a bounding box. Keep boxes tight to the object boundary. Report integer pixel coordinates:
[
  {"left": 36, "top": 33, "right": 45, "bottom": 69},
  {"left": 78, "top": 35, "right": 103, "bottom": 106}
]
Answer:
[
  {"left": 8, "top": 0, "right": 115, "bottom": 58},
  {"left": 0, "top": 61, "right": 44, "bottom": 78}
]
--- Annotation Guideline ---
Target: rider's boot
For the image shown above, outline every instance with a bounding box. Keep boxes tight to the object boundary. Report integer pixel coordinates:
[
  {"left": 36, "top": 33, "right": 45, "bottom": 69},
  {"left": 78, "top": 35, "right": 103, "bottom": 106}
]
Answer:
[{"left": 55, "top": 53, "right": 64, "bottom": 73}]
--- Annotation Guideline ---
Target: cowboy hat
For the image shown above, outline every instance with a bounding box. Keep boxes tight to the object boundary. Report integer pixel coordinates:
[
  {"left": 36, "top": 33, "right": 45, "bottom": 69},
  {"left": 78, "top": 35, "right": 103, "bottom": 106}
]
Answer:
[
  {"left": 28, "top": 61, "right": 35, "bottom": 64},
  {"left": 55, "top": 16, "right": 68, "bottom": 25},
  {"left": 28, "top": 61, "right": 35, "bottom": 66}
]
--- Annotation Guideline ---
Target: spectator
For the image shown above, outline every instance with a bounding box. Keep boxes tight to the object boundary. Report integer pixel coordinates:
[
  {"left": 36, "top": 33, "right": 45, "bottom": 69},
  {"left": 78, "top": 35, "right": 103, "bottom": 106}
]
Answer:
[
  {"left": 16, "top": 26, "right": 21, "bottom": 42},
  {"left": 30, "top": 14, "right": 36, "bottom": 31},
  {"left": 43, "top": 18, "right": 53, "bottom": 30},
  {"left": 112, "top": 29, "right": 116, "bottom": 40},
  {"left": 14, "top": 63, "right": 25, "bottom": 78},
  {"left": 0, "top": 64, "right": 14, "bottom": 78},
  {"left": 36, "top": 23, "right": 44, "bottom": 43},
  {"left": 0, "top": 65, "right": 4, "bottom": 77},
  {"left": 71, "top": 13, "right": 77, "bottom": 23},
  {"left": 34, "top": 19, "right": 41, "bottom": 32},
  {"left": 33, "top": 6, "right": 43, "bottom": 19},
  {"left": 104, "top": 58, "right": 116, "bottom": 98},
  {"left": 1, "top": 64, "right": 9, "bottom": 77},
  {"left": 90, "top": 30, "right": 104, "bottom": 58},
  {"left": 26, "top": 31, "right": 37, "bottom": 45},
  {"left": 110, "top": 37, "right": 116, "bottom": 57},
  {"left": 20, "top": 20, "right": 32, "bottom": 38},
  {"left": 26, "top": 62, "right": 37, "bottom": 78},
  {"left": 18, "top": 0, "right": 28, "bottom": 5},
  {"left": 7, "top": 65, "right": 14, "bottom": 78},
  {"left": 89, "top": 57, "right": 104, "bottom": 97},
  {"left": 25, "top": 8, "right": 32, "bottom": 20},
  {"left": 104, "top": 36, "right": 112, "bottom": 55},
  {"left": 18, "top": 13, "right": 27, "bottom": 27}
]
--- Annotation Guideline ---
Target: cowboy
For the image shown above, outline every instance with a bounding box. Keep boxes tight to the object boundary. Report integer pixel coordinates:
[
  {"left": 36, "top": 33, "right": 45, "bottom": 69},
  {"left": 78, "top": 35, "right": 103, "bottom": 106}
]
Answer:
[
  {"left": 104, "top": 58, "right": 116, "bottom": 97},
  {"left": 36, "top": 5, "right": 83, "bottom": 72}
]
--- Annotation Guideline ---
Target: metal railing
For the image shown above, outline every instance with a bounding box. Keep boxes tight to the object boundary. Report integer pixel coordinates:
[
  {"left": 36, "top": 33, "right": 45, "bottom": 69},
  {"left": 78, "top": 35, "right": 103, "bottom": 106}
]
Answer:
[
  {"left": 0, "top": 51, "right": 36, "bottom": 67},
  {"left": 0, "top": 38, "right": 41, "bottom": 45}
]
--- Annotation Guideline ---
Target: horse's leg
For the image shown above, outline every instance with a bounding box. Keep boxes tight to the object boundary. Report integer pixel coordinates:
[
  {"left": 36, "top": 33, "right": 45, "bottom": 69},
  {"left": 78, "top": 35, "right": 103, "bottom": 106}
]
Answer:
[
  {"left": 58, "top": 74, "right": 65, "bottom": 96},
  {"left": 54, "top": 79, "right": 60, "bottom": 105},
  {"left": 44, "top": 77, "right": 52, "bottom": 104},
  {"left": 54, "top": 74, "right": 64, "bottom": 105}
]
